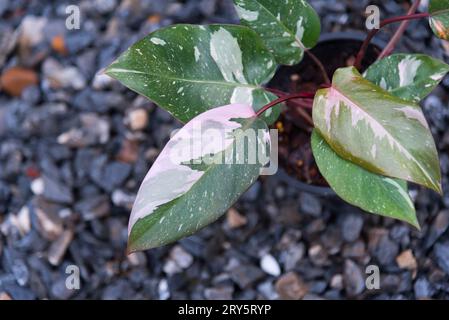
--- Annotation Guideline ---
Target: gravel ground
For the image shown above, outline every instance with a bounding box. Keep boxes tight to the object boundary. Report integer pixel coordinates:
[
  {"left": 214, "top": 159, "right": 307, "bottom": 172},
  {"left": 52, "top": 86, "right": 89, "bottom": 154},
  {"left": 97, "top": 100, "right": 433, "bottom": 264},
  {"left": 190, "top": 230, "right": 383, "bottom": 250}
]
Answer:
[{"left": 1, "top": 0, "right": 449, "bottom": 300}]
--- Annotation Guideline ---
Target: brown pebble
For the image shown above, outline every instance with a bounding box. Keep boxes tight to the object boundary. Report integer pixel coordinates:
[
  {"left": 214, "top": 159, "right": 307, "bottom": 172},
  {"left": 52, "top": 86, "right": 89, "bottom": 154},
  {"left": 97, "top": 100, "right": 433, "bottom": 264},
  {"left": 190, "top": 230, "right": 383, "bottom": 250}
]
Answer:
[
  {"left": 226, "top": 208, "right": 247, "bottom": 229},
  {"left": 275, "top": 272, "right": 308, "bottom": 300},
  {"left": 0, "top": 67, "right": 38, "bottom": 96}
]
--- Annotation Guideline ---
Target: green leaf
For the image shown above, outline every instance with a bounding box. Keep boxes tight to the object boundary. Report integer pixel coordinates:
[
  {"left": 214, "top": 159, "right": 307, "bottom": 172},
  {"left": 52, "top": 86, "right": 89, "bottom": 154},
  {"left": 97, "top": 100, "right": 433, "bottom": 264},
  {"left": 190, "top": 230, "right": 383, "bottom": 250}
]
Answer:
[
  {"left": 429, "top": 0, "right": 449, "bottom": 40},
  {"left": 313, "top": 66, "right": 441, "bottom": 193},
  {"left": 127, "top": 103, "right": 270, "bottom": 251},
  {"left": 364, "top": 54, "right": 449, "bottom": 103},
  {"left": 311, "top": 130, "right": 418, "bottom": 227},
  {"left": 105, "top": 24, "right": 280, "bottom": 124},
  {"left": 233, "top": 0, "right": 320, "bottom": 65}
]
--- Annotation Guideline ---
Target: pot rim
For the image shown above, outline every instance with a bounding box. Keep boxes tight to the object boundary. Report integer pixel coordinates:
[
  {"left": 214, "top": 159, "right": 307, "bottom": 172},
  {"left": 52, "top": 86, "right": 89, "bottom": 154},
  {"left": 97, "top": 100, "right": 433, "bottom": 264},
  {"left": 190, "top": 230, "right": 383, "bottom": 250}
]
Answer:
[{"left": 273, "top": 31, "right": 385, "bottom": 196}]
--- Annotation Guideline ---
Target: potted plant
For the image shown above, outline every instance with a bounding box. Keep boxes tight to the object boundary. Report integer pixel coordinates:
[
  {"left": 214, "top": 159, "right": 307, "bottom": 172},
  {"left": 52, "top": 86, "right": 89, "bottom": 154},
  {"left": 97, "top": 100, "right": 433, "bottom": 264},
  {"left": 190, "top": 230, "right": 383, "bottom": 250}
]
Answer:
[{"left": 105, "top": 0, "right": 449, "bottom": 252}]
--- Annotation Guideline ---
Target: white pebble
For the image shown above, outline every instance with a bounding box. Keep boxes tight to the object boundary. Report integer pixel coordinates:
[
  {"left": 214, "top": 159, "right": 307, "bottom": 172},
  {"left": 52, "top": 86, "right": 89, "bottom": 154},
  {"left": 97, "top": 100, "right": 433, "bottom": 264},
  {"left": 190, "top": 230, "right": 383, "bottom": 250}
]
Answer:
[{"left": 260, "top": 254, "right": 281, "bottom": 277}]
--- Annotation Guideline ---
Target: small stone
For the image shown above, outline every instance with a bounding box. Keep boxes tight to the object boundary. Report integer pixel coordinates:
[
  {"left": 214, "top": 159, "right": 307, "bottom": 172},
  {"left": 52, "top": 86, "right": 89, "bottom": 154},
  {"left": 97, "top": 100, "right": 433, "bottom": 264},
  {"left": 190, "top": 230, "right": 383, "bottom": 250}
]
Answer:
[
  {"left": 342, "top": 240, "right": 366, "bottom": 259},
  {"left": 275, "top": 272, "right": 308, "bottom": 300},
  {"left": 414, "top": 277, "right": 433, "bottom": 299},
  {"left": 116, "top": 138, "right": 139, "bottom": 163},
  {"left": 50, "top": 278, "right": 75, "bottom": 300},
  {"left": 204, "top": 286, "right": 234, "bottom": 300},
  {"left": 260, "top": 254, "right": 281, "bottom": 277},
  {"left": 257, "top": 281, "right": 279, "bottom": 300},
  {"left": 51, "top": 35, "right": 67, "bottom": 55},
  {"left": 299, "top": 193, "right": 322, "bottom": 217},
  {"left": 370, "top": 231, "right": 399, "bottom": 266},
  {"left": 75, "top": 195, "right": 110, "bottom": 221},
  {"left": 0, "top": 292, "right": 12, "bottom": 300},
  {"left": 21, "top": 85, "right": 41, "bottom": 104},
  {"left": 42, "top": 58, "right": 86, "bottom": 90},
  {"left": 396, "top": 249, "right": 417, "bottom": 271},
  {"left": 58, "top": 208, "right": 73, "bottom": 219},
  {"left": 111, "top": 189, "right": 135, "bottom": 210},
  {"left": 341, "top": 213, "right": 364, "bottom": 242},
  {"left": 11, "top": 259, "right": 29, "bottom": 286},
  {"left": 163, "top": 245, "right": 194, "bottom": 275},
  {"left": 0, "top": 67, "right": 38, "bottom": 97},
  {"left": 48, "top": 230, "right": 74, "bottom": 266},
  {"left": 230, "top": 264, "right": 265, "bottom": 289},
  {"left": 10, "top": 205, "right": 31, "bottom": 235},
  {"left": 343, "top": 259, "right": 365, "bottom": 296},
  {"left": 434, "top": 242, "right": 449, "bottom": 275},
  {"left": 280, "top": 243, "right": 305, "bottom": 271},
  {"left": 34, "top": 200, "right": 64, "bottom": 240},
  {"left": 127, "top": 252, "right": 147, "bottom": 267},
  {"left": 58, "top": 114, "right": 110, "bottom": 147},
  {"left": 425, "top": 210, "right": 449, "bottom": 249},
  {"left": 226, "top": 207, "right": 247, "bottom": 229},
  {"left": 92, "top": 73, "right": 113, "bottom": 90},
  {"left": 0, "top": 25, "right": 17, "bottom": 67},
  {"left": 308, "top": 244, "right": 328, "bottom": 266},
  {"left": 90, "top": 159, "right": 131, "bottom": 192},
  {"left": 331, "top": 274, "right": 343, "bottom": 290},
  {"left": 126, "top": 108, "right": 148, "bottom": 131},
  {"left": 40, "top": 175, "right": 73, "bottom": 204},
  {"left": 158, "top": 279, "right": 170, "bottom": 300},
  {"left": 30, "top": 178, "right": 44, "bottom": 195},
  {"left": 2, "top": 284, "right": 35, "bottom": 300},
  {"left": 94, "top": 0, "right": 118, "bottom": 14},
  {"left": 19, "top": 16, "right": 47, "bottom": 49}
]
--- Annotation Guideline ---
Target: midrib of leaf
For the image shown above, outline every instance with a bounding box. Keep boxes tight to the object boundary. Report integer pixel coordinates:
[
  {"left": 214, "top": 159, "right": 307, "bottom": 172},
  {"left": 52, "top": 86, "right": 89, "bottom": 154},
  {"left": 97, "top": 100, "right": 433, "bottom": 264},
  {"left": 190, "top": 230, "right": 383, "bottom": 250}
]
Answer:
[
  {"left": 329, "top": 85, "right": 438, "bottom": 190},
  {"left": 254, "top": 0, "right": 306, "bottom": 50},
  {"left": 129, "top": 116, "right": 261, "bottom": 243},
  {"left": 106, "top": 68, "right": 262, "bottom": 90}
]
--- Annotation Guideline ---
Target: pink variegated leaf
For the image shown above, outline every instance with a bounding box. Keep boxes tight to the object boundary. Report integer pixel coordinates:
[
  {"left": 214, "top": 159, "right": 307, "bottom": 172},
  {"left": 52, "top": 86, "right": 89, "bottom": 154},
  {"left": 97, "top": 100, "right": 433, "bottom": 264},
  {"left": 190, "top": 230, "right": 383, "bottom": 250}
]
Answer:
[
  {"left": 313, "top": 66, "right": 441, "bottom": 194},
  {"left": 128, "top": 104, "right": 271, "bottom": 252}
]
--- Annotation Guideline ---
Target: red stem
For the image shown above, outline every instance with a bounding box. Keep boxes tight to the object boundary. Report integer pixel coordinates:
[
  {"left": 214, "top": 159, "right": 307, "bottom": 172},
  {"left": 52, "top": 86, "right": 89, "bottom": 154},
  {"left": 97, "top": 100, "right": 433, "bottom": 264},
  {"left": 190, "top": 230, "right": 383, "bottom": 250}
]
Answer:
[
  {"left": 256, "top": 92, "right": 315, "bottom": 117},
  {"left": 354, "top": 12, "right": 430, "bottom": 70},
  {"left": 264, "top": 87, "right": 289, "bottom": 96},
  {"left": 305, "top": 50, "right": 330, "bottom": 84},
  {"left": 378, "top": 0, "right": 421, "bottom": 60}
]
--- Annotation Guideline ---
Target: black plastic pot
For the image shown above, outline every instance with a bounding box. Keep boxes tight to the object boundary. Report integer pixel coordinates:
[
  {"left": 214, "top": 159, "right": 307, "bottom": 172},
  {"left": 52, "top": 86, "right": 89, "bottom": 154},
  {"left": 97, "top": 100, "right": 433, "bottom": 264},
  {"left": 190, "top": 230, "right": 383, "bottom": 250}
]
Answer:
[{"left": 271, "top": 32, "right": 386, "bottom": 197}]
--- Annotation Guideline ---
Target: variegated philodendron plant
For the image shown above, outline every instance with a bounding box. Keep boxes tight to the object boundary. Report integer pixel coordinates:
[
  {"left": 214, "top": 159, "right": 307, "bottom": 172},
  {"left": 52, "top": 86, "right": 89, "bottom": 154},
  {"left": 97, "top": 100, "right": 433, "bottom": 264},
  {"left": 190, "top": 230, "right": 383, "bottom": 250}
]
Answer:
[{"left": 105, "top": 0, "right": 449, "bottom": 252}]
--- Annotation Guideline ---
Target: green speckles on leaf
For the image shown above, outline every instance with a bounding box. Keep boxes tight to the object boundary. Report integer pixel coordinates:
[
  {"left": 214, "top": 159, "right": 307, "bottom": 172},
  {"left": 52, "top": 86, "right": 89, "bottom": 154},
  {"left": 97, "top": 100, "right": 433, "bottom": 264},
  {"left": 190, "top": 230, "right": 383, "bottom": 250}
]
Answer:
[
  {"left": 105, "top": 24, "right": 279, "bottom": 124},
  {"left": 127, "top": 104, "right": 270, "bottom": 251},
  {"left": 311, "top": 130, "right": 418, "bottom": 228},
  {"left": 313, "top": 67, "right": 441, "bottom": 193},
  {"left": 364, "top": 54, "right": 449, "bottom": 103},
  {"left": 232, "top": 0, "right": 321, "bottom": 65}
]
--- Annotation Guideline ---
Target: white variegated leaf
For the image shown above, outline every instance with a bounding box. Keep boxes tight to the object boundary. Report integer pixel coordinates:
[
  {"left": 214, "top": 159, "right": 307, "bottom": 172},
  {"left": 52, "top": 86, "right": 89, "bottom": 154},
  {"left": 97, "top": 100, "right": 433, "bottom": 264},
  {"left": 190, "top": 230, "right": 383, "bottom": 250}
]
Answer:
[
  {"left": 364, "top": 54, "right": 449, "bottom": 103},
  {"left": 313, "top": 67, "right": 441, "bottom": 193},
  {"left": 128, "top": 104, "right": 270, "bottom": 251},
  {"left": 106, "top": 24, "right": 280, "bottom": 124},
  {"left": 311, "top": 130, "right": 418, "bottom": 228},
  {"left": 233, "top": 0, "right": 321, "bottom": 65}
]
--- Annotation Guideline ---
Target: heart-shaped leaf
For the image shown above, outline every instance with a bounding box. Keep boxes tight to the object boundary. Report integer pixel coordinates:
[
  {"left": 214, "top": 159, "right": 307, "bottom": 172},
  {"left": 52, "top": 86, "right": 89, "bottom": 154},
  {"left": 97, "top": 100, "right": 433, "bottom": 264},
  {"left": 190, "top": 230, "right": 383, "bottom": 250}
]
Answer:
[
  {"left": 233, "top": 0, "right": 320, "bottom": 65},
  {"left": 128, "top": 104, "right": 270, "bottom": 251},
  {"left": 106, "top": 24, "right": 280, "bottom": 124},
  {"left": 311, "top": 130, "right": 418, "bottom": 228},
  {"left": 429, "top": 0, "right": 449, "bottom": 40},
  {"left": 313, "top": 66, "right": 441, "bottom": 193},
  {"left": 364, "top": 54, "right": 449, "bottom": 103}
]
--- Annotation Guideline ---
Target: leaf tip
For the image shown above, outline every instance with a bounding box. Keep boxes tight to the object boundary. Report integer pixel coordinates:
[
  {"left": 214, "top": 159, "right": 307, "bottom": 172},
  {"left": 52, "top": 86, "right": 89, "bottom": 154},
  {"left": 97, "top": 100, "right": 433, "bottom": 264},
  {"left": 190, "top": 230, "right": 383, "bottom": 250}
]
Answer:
[{"left": 436, "top": 182, "right": 443, "bottom": 195}]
